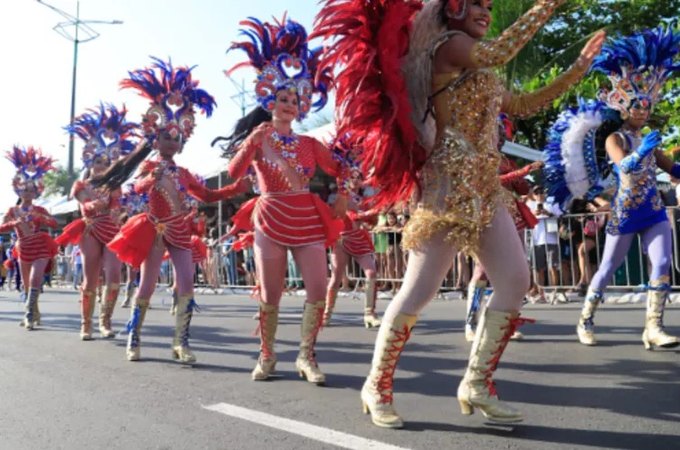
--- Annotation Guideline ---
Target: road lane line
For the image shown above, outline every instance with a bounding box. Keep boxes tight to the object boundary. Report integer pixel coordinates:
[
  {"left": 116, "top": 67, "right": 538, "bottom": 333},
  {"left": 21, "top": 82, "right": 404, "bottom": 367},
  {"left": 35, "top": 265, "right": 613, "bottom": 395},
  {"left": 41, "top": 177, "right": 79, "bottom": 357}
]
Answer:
[{"left": 202, "top": 402, "right": 409, "bottom": 450}]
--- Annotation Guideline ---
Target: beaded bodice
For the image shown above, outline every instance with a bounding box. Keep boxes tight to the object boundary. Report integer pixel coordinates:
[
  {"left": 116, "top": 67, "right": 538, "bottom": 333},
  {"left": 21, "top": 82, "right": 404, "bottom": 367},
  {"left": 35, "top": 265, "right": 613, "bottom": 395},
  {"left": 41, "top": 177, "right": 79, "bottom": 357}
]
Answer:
[
  {"left": 72, "top": 180, "right": 121, "bottom": 219},
  {"left": 252, "top": 135, "right": 318, "bottom": 192},
  {"left": 608, "top": 131, "right": 665, "bottom": 234},
  {"left": 2, "top": 205, "right": 55, "bottom": 238}
]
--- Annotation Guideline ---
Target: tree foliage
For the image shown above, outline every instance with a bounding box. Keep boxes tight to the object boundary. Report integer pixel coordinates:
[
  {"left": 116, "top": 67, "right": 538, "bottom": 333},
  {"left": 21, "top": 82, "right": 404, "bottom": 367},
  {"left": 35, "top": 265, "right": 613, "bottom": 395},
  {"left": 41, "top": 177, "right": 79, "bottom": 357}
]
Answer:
[
  {"left": 490, "top": 0, "right": 680, "bottom": 151},
  {"left": 43, "top": 166, "right": 79, "bottom": 198}
]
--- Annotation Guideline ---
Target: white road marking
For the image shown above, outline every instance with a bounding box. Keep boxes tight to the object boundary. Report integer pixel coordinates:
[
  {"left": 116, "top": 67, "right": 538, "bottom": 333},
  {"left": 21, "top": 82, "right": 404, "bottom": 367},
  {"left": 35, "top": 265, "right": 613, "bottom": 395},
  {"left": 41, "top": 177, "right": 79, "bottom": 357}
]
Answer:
[{"left": 203, "top": 402, "right": 410, "bottom": 450}]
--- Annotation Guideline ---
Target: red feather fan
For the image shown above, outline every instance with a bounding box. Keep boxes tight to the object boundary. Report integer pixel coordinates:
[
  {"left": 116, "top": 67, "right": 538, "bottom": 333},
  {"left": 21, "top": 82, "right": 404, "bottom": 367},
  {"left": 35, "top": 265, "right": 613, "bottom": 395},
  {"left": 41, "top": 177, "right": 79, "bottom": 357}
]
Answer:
[{"left": 312, "top": 0, "right": 425, "bottom": 211}]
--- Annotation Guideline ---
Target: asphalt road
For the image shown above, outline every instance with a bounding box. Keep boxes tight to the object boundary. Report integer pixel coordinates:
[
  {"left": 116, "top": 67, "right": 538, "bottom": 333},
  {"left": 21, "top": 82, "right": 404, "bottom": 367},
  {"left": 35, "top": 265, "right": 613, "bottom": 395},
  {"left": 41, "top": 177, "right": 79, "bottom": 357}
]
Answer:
[{"left": 0, "top": 287, "right": 678, "bottom": 450}]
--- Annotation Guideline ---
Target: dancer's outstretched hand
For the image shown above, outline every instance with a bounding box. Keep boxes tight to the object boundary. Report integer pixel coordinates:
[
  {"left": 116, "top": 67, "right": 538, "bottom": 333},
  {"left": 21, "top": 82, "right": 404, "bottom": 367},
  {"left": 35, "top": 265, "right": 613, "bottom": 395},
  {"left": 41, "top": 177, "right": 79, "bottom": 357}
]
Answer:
[
  {"left": 638, "top": 130, "right": 662, "bottom": 159},
  {"left": 576, "top": 30, "right": 606, "bottom": 68}
]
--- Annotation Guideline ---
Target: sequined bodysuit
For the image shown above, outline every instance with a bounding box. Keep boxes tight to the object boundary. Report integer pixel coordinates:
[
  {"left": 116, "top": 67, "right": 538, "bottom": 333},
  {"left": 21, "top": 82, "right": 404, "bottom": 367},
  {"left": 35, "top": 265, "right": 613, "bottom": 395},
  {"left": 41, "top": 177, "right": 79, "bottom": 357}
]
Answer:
[
  {"left": 228, "top": 127, "right": 350, "bottom": 247},
  {"left": 403, "top": 0, "right": 586, "bottom": 254},
  {"left": 607, "top": 131, "right": 666, "bottom": 235}
]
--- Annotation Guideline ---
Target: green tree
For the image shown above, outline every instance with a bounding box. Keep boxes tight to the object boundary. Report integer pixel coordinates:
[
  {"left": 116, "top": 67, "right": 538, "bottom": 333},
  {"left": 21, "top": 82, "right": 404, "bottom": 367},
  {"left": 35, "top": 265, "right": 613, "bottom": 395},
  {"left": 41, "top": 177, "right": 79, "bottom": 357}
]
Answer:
[
  {"left": 43, "top": 166, "right": 79, "bottom": 197},
  {"left": 490, "top": 0, "right": 680, "bottom": 150}
]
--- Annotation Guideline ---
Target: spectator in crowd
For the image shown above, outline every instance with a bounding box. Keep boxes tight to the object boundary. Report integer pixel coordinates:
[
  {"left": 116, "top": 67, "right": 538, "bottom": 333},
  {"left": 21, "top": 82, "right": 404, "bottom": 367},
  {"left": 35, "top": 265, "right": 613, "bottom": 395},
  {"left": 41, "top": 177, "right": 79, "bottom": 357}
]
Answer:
[
  {"left": 221, "top": 225, "right": 238, "bottom": 286},
  {"left": 243, "top": 246, "right": 256, "bottom": 287},
  {"left": 71, "top": 244, "right": 83, "bottom": 291},
  {"left": 286, "top": 250, "right": 303, "bottom": 290},
  {"left": 372, "top": 211, "right": 389, "bottom": 291},
  {"left": 374, "top": 210, "right": 403, "bottom": 294},
  {"left": 561, "top": 199, "right": 606, "bottom": 295},
  {"left": 527, "top": 186, "right": 562, "bottom": 302}
]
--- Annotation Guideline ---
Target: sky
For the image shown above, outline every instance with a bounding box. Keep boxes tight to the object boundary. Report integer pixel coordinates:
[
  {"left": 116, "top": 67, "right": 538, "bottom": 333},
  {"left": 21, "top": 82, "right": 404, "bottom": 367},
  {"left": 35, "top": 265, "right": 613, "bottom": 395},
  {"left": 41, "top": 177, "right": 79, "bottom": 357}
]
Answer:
[{"left": 0, "top": 0, "right": 324, "bottom": 212}]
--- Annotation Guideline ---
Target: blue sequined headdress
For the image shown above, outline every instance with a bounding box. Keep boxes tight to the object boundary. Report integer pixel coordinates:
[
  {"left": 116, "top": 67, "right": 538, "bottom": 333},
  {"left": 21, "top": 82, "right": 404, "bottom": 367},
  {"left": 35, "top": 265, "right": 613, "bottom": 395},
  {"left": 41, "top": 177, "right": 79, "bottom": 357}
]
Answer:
[
  {"left": 5, "top": 146, "right": 55, "bottom": 196},
  {"left": 121, "top": 57, "right": 216, "bottom": 142},
  {"left": 226, "top": 16, "right": 332, "bottom": 121},
  {"left": 67, "top": 103, "right": 139, "bottom": 168},
  {"left": 590, "top": 23, "right": 680, "bottom": 118}
]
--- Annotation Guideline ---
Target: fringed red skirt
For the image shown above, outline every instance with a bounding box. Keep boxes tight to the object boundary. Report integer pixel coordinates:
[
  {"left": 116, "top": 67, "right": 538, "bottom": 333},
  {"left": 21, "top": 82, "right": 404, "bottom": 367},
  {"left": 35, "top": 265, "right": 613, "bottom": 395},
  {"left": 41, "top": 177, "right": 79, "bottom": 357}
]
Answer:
[
  {"left": 17, "top": 232, "right": 58, "bottom": 263},
  {"left": 231, "top": 192, "right": 343, "bottom": 248},
  {"left": 108, "top": 213, "right": 192, "bottom": 268},
  {"left": 340, "top": 228, "right": 375, "bottom": 257},
  {"left": 56, "top": 215, "right": 119, "bottom": 246}
]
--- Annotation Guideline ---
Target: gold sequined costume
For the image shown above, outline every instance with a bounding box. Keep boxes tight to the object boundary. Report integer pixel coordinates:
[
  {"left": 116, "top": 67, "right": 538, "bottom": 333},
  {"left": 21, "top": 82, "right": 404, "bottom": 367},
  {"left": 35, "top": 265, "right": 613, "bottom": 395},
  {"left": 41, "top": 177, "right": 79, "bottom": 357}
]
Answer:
[{"left": 403, "top": 0, "right": 588, "bottom": 255}]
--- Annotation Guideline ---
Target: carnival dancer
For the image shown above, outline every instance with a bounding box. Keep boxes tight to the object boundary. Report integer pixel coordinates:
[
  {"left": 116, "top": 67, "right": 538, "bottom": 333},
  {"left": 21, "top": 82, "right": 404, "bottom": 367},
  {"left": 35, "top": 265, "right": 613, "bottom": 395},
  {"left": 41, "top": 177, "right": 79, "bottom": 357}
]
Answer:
[
  {"left": 0, "top": 146, "right": 58, "bottom": 330},
  {"left": 55, "top": 103, "right": 137, "bottom": 340},
  {"left": 314, "top": 0, "right": 604, "bottom": 426},
  {"left": 220, "top": 16, "right": 350, "bottom": 384},
  {"left": 118, "top": 183, "right": 148, "bottom": 308},
  {"left": 323, "top": 141, "right": 381, "bottom": 328},
  {"left": 464, "top": 115, "right": 541, "bottom": 342},
  {"left": 544, "top": 26, "right": 680, "bottom": 349},
  {"left": 92, "top": 57, "right": 246, "bottom": 364}
]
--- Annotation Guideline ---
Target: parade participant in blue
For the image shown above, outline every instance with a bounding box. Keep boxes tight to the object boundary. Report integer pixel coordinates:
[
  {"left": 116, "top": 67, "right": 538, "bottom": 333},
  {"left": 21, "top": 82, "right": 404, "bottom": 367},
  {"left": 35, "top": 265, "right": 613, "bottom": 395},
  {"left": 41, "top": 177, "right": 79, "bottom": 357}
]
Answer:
[{"left": 543, "top": 24, "right": 680, "bottom": 349}]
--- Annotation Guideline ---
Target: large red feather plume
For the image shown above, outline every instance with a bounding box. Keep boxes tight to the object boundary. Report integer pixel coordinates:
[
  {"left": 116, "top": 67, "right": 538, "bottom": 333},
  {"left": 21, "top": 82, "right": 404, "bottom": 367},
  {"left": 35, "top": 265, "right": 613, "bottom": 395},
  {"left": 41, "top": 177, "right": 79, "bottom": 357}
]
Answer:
[{"left": 312, "top": 0, "right": 424, "bottom": 210}]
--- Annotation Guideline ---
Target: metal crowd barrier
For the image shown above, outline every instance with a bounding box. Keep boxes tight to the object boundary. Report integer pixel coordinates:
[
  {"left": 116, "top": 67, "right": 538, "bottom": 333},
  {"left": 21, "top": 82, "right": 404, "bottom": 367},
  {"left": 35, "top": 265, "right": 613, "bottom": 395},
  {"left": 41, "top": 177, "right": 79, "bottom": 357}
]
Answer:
[
  {"left": 527, "top": 207, "right": 680, "bottom": 302},
  {"left": 44, "top": 208, "right": 680, "bottom": 298}
]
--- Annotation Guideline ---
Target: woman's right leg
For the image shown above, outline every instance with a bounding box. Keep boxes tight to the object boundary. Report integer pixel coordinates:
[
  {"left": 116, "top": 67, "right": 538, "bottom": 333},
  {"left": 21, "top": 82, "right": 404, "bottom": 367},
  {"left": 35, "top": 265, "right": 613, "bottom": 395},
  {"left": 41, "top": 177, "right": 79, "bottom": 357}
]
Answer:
[
  {"left": 362, "top": 230, "right": 456, "bottom": 428},
  {"left": 126, "top": 243, "right": 165, "bottom": 361},
  {"left": 79, "top": 234, "right": 103, "bottom": 340},
  {"left": 251, "top": 231, "right": 288, "bottom": 380},
  {"left": 355, "top": 253, "right": 380, "bottom": 328},
  {"left": 577, "top": 232, "right": 634, "bottom": 345},
  {"left": 458, "top": 204, "right": 531, "bottom": 423},
  {"left": 324, "top": 244, "right": 349, "bottom": 325}
]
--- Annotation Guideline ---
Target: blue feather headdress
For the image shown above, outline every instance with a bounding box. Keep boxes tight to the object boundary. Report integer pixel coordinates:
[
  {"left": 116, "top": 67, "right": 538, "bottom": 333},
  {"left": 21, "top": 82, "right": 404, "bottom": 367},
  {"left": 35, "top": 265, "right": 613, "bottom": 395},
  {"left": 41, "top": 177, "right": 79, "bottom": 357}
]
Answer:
[
  {"left": 590, "top": 23, "right": 680, "bottom": 118},
  {"left": 67, "top": 103, "right": 139, "bottom": 168},
  {"left": 5, "top": 145, "right": 55, "bottom": 196},
  {"left": 543, "top": 99, "right": 609, "bottom": 209},
  {"left": 121, "top": 57, "right": 216, "bottom": 141},
  {"left": 226, "top": 16, "right": 332, "bottom": 121}
]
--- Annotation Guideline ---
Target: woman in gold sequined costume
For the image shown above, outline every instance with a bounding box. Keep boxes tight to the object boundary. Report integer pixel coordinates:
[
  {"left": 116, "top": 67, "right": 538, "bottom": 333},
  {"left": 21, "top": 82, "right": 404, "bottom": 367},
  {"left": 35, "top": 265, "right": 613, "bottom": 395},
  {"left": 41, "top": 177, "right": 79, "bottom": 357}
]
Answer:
[{"left": 328, "top": 0, "right": 605, "bottom": 428}]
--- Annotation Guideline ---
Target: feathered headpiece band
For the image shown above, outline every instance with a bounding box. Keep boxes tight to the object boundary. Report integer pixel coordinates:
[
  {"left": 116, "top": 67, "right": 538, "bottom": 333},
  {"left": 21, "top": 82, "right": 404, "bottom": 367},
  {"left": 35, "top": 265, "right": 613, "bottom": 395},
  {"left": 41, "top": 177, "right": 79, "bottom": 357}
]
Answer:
[
  {"left": 227, "top": 16, "right": 332, "bottom": 121},
  {"left": 5, "top": 146, "right": 54, "bottom": 196},
  {"left": 121, "top": 57, "right": 216, "bottom": 141},
  {"left": 67, "top": 103, "right": 139, "bottom": 168},
  {"left": 590, "top": 23, "right": 680, "bottom": 118}
]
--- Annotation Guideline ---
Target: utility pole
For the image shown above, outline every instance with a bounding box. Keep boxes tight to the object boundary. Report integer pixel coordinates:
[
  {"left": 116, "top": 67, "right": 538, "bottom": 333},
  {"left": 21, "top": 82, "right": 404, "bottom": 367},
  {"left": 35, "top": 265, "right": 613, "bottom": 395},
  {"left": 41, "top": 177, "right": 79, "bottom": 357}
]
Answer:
[{"left": 37, "top": 0, "right": 123, "bottom": 178}]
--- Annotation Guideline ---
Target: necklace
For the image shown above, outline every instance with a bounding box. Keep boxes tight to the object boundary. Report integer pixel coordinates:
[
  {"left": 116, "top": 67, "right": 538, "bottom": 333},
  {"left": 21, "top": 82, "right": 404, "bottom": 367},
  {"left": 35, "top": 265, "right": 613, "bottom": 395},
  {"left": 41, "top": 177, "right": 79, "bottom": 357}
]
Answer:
[
  {"left": 157, "top": 160, "right": 192, "bottom": 212},
  {"left": 271, "top": 130, "right": 299, "bottom": 156},
  {"left": 269, "top": 130, "right": 312, "bottom": 183}
]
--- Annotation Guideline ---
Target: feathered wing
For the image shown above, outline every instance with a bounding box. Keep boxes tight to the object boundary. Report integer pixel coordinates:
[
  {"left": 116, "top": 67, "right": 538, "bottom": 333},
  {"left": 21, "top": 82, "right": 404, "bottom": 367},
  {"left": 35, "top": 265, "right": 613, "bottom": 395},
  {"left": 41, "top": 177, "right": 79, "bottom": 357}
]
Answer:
[
  {"left": 543, "top": 100, "right": 606, "bottom": 209},
  {"left": 312, "top": 0, "right": 425, "bottom": 210}
]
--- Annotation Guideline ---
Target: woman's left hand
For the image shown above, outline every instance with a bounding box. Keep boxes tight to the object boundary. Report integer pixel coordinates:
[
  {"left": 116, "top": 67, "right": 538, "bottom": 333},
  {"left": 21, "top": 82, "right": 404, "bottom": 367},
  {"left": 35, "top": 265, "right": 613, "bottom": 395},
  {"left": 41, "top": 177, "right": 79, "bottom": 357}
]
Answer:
[{"left": 576, "top": 30, "right": 606, "bottom": 68}]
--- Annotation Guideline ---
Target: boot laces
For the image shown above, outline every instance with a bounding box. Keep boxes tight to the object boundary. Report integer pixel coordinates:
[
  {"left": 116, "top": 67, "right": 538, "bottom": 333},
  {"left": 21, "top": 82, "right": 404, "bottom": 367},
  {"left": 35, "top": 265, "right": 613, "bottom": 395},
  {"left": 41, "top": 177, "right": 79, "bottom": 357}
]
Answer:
[
  {"left": 376, "top": 325, "right": 412, "bottom": 404},
  {"left": 179, "top": 299, "right": 198, "bottom": 347},
  {"left": 483, "top": 316, "right": 535, "bottom": 397}
]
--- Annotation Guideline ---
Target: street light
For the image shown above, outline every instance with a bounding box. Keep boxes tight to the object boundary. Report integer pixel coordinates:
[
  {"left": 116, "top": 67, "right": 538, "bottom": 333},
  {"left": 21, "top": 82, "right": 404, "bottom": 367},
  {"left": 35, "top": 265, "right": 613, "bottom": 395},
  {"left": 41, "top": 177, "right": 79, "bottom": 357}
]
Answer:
[{"left": 36, "top": 0, "right": 123, "bottom": 178}]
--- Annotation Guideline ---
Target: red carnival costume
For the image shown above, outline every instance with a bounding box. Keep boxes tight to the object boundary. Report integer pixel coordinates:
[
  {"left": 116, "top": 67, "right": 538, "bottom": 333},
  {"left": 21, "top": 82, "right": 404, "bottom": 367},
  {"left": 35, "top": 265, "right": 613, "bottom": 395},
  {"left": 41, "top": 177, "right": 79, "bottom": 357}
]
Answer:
[
  {"left": 56, "top": 103, "right": 138, "bottom": 340},
  {"left": 112, "top": 161, "right": 237, "bottom": 268},
  {"left": 224, "top": 16, "right": 350, "bottom": 384},
  {"left": 1, "top": 146, "right": 57, "bottom": 329},
  {"left": 97, "top": 57, "right": 244, "bottom": 365}
]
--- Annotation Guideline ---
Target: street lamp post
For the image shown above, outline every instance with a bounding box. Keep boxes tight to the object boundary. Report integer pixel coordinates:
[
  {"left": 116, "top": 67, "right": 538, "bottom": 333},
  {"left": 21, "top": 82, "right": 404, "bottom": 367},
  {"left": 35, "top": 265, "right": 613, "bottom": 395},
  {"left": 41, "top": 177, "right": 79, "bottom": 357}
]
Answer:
[{"left": 36, "top": 0, "right": 123, "bottom": 178}]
